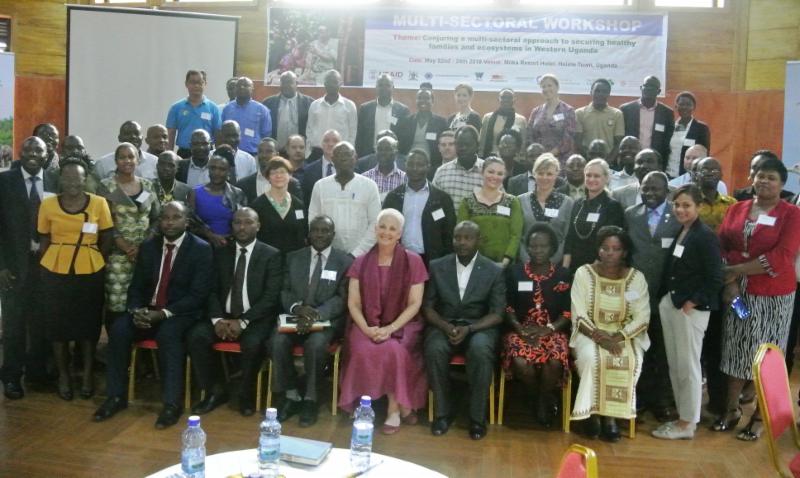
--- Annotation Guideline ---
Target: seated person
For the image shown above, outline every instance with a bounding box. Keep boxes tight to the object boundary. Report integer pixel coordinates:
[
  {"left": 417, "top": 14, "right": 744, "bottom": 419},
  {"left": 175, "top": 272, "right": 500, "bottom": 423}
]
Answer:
[
  {"left": 187, "top": 208, "right": 283, "bottom": 417},
  {"left": 423, "top": 221, "right": 506, "bottom": 440},
  {"left": 271, "top": 215, "right": 354, "bottom": 426}
]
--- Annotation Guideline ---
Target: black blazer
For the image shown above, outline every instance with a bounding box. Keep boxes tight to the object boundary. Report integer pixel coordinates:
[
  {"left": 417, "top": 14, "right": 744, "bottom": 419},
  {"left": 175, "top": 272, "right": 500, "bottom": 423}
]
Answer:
[
  {"left": 677, "top": 119, "right": 711, "bottom": 175},
  {"left": 262, "top": 92, "right": 314, "bottom": 139},
  {"left": 0, "top": 168, "right": 58, "bottom": 280},
  {"left": 620, "top": 101, "right": 675, "bottom": 170},
  {"left": 299, "top": 159, "right": 325, "bottom": 207},
  {"left": 424, "top": 253, "right": 506, "bottom": 323},
  {"left": 661, "top": 219, "right": 723, "bottom": 311},
  {"left": 382, "top": 183, "right": 456, "bottom": 263},
  {"left": 356, "top": 153, "right": 408, "bottom": 174},
  {"left": 251, "top": 193, "right": 308, "bottom": 254},
  {"left": 127, "top": 232, "right": 214, "bottom": 318},
  {"left": 235, "top": 172, "right": 303, "bottom": 205},
  {"left": 176, "top": 158, "right": 199, "bottom": 184},
  {"left": 396, "top": 113, "right": 448, "bottom": 175},
  {"left": 207, "top": 240, "right": 283, "bottom": 325},
  {"left": 354, "top": 99, "right": 410, "bottom": 156}
]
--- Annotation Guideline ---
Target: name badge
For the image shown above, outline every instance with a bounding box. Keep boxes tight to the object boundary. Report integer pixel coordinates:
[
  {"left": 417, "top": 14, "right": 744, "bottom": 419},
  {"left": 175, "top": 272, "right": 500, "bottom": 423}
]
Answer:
[
  {"left": 606, "top": 119, "right": 614, "bottom": 126},
  {"left": 518, "top": 281, "right": 533, "bottom": 292},
  {"left": 496, "top": 205, "right": 511, "bottom": 216},
  {"left": 244, "top": 128, "right": 255, "bottom": 137},
  {"left": 425, "top": 132, "right": 437, "bottom": 141},
  {"left": 661, "top": 237, "right": 674, "bottom": 249},
  {"left": 757, "top": 214, "right": 776, "bottom": 226},
  {"left": 654, "top": 123, "right": 666, "bottom": 132},
  {"left": 390, "top": 116, "right": 398, "bottom": 125},
  {"left": 200, "top": 112, "right": 212, "bottom": 121},
  {"left": 586, "top": 212, "right": 600, "bottom": 223},
  {"left": 431, "top": 208, "right": 445, "bottom": 221},
  {"left": 544, "top": 208, "right": 559, "bottom": 218},
  {"left": 136, "top": 190, "right": 151, "bottom": 204},
  {"left": 295, "top": 210, "right": 305, "bottom": 220},
  {"left": 82, "top": 222, "right": 98, "bottom": 234},
  {"left": 683, "top": 138, "right": 696, "bottom": 147},
  {"left": 321, "top": 270, "right": 338, "bottom": 281},
  {"left": 553, "top": 113, "right": 564, "bottom": 122},
  {"left": 673, "top": 244, "right": 685, "bottom": 258},
  {"left": 624, "top": 290, "right": 640, "bottom": 301}
]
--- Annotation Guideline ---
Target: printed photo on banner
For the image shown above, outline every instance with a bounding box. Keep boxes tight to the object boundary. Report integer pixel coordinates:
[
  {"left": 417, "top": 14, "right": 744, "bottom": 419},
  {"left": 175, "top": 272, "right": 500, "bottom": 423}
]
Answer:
[{"left": 0, "top": 52, "right": 13, "bottom": 167}]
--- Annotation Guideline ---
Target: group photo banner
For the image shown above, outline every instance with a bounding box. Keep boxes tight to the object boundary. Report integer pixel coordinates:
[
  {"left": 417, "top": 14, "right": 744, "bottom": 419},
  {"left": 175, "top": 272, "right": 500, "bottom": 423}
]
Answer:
[{"left": 265, "top": 8, "right": 667, "bottom": 96}]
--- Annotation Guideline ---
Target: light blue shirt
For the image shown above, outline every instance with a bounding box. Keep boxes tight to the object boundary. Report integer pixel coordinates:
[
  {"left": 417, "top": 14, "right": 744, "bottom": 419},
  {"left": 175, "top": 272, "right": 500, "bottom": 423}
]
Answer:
[
  {"left": 401, "top": 181, "right": 430, "bottom": 254},
  {"left": 186, "top": 159, "right": 210, "bottom": 188},
  {"left": 166, "top": 96, "right": 222, "bottom": 149},
  {"left": 221, "top": 99, "right": 272, "bottom": 155},
  {"left": 647, "top": 201, "right": 667, "bottom": 236}
]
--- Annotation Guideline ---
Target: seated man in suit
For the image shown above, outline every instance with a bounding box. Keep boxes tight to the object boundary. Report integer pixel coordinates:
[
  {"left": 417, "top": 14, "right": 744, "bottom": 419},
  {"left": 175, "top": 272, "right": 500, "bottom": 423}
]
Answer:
[
  {"left": 153, "top": 151, "right": 191, "bottom": 205},
  {"left": 93, "top": 201, "right": 213, "bottom": 428},
  {"left": 187, "top": 208, "right": 283, "bottom": 416},
  {"left": 237, "top": 137, "right": 302, "bottom": 204},
  {"left": 423, "top": 221, "right": 505, "bottom": 440},
  {"left": 611, "top": 148, "right": 662, "bottom": 209},
  {"left": 397, "top": 89, "right": 448, "bottom": 175},
  {"left": 272, "top": 215, "right": 353, "bottom": 426},
  {"left": 355, "top": 74, "right": 410, "bottom": 157},
  {"left": 355, "top": 129, "right": 407, "bottom": 174}
]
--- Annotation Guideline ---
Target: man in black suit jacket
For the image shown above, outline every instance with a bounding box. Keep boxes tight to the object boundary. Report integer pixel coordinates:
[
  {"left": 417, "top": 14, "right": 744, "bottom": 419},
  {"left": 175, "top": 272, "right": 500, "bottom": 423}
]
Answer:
[
  {"left": 620, "top": 76, "right": 674, "bottom": 172},
  {"left": 93, "top": 202, "right": 214, "bottom": 429},
  {"left": 271, "top": 216, "right": 353, "bottom": 426},
  {"left": 187, "top": 208, "right": 283, "bottom": 416},
  {"left": 0, "top": 137, "right": 57, "bottom": 399},
  {"left": 300, "top": 129, "right": 340, "bottom": 206},
  {"left": 397, "top": 89, "right": 448, "bottom": 176},
  {"left": 262, "top": 71, "right": 313, "bottom": 144},
  {"left": 383, "top": 150, "right": 455, "bottom": 265},
  {"left": 423, "top": 221, "right": 506, "bottom": 441},
  {"left": 354, "top": 74, "right": 410, "bottom": 157}
]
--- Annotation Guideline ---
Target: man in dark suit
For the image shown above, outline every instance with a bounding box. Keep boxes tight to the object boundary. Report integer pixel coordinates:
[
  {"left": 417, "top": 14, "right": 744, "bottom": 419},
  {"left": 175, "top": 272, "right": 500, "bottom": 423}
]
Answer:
[
  {"left": 271, "top": 215, "right": 353, "bottom": 427},
  {"left": 262, "top": 71, "right": 313, "bottom": 146},
  {"left": 397, "top": 89, "right": 448, "bottom": 175},
  {"left": 300, "top": 129, "right": 341, "bottom": 206},
  {"left": 0, "top": 137, "right": 58, "bottom": 399},
  {"left": 236, "top": 139, "right": 302, "bottom": 204},
  {"left": 355, "top": 130, "right": 407, "bottom": 174},
  {"left": 620, "top": 76, "right": 674, "bottom": 172},
  {"left": 93, "top": 202, "right": 214, "bottom": 429},
  {"left": 423, "top": 221, "right": 506, "bottom": 440},
  {"left": 187, "top": 208, "right": 283, "bottom": 416},
  {"left": 354, "top": 74, "right": 410, "bottom": 157},
  {"left": 383, "top": 150, "right": 455, "bottom": 265},
  {"left": 153, "top": 151, "right": 191, "bottom": 205}
]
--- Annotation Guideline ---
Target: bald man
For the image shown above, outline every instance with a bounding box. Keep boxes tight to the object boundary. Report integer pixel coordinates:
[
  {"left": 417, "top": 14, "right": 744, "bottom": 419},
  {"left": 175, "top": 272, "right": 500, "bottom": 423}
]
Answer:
[
  {"left": 95, "top": 120, "right": 158, "bottom": 180},
  {"left": 668, "top": 145, "right": 728, "bottom": 194}
]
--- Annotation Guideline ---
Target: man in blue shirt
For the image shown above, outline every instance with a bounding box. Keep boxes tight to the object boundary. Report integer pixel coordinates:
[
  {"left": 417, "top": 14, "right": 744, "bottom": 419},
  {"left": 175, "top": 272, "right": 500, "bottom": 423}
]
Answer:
[
  {"left": 222, "top": 77, "right": 272, "bottom": 157},
  {"left": 166, "top": 70, "right": 222, "bottom": 159}
]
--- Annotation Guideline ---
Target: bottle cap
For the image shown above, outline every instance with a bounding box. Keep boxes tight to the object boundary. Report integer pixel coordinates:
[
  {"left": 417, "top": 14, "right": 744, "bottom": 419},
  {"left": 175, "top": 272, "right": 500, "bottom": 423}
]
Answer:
[
  {"left": 265, "top": 408, "right": 277, "bottom": 420},
  {"left": 188, "top": 415, "right": 201, "bottom": 427},
  {"left": 360, "top": 395, "right": 371, "bottom": 407}
]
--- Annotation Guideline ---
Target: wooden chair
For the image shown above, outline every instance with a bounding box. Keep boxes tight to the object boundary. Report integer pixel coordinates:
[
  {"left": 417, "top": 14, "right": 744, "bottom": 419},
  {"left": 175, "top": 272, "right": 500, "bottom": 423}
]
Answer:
[
  {"left": 127, "top": 339, "right": 191, "bottom": 410},
  {"left": 202, "top": 341, "right": 266, "bottom": 412},
  {"left": 427, "top": 354, "right": 495, "bottom": 425},
  {"left": 562, "top": 369, "right": 636, "bottom": 438},
  {"left": 753, "top": 343, "right": 800, "bottom": 477},
  {"left": 556, "top": 444, "right": 599, "bottom": 478},
  {"left": 497, "top": 366, "right": 572, "bottom": 431},
  {"left": 265, "top": 342, "right": 341, "bottom": 415}
]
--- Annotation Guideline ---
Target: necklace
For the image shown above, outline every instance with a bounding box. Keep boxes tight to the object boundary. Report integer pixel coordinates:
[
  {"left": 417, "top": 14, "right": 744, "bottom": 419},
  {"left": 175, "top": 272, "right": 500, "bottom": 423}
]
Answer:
[
  {"left": 524, "top": 262, "right": 553, "bottom": 310},
  {"left": 159, "top": 180, "right": 175, "bottom": 203},
  {"left": 573, "top": 199, "right": 603, "bottom": 240}
]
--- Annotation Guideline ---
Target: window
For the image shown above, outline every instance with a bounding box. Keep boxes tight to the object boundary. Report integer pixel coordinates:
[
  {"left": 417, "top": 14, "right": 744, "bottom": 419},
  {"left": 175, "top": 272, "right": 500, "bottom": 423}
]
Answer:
[
  {"left": 654, "top": 0, "right": 724, "bottom": 6},
  {"left": 272, "top": 0, "right": 380, "bottom": 4},
  {"left": 519, "top": 0, "right": 632, "bottom": 5},
  {"left": 0, "top": 17, "right": 9, "bottom": 52},
  {"left": 403, "top": 0, "right": 494, "bottom": 5}
]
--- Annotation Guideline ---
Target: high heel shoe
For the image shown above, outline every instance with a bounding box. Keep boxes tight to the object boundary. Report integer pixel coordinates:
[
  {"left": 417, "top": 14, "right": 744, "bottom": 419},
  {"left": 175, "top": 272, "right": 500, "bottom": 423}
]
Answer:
[
  {"left": 736, "top": 416, "right": 763, "bottom": 441},
  {"left": 710, "top": 408, "right": 742, "bottom": 432}
]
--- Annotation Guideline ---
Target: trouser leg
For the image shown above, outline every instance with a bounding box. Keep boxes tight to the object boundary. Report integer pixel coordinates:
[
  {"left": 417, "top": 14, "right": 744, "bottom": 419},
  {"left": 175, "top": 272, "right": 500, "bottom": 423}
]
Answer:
[
  {"left": 465, "top": 328, "right": 499, "bottom": 425},
  {"left": 105, "top": 313, "right": 136, "bottom": 399},
  {"left": 186, "top": 321, "right": 218, "bottom": 393},
  {"left": 302, "top": 329, "right": 335, "bottom": 402},
  {"left": 154, "top": 316, "right": 196, "bottom": 407},
  {"left": 424, "top": 327, "right": 454, "bottom": 418}
]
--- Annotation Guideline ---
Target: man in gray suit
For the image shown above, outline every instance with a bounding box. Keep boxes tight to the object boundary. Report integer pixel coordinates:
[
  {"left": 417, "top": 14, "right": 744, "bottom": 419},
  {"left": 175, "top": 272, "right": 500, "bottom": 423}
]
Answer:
[
  {"left": 271, "top": 215, "right": 353, "bottom": 427},
  {"left": 625, "top": 171, "right": 681, "bottom": 422},
  {"left": 423, "top": 221, "right": 505, "bottom": 441},
  {"left": 611, "top": 148, "right": 662, "bottom": 209}
]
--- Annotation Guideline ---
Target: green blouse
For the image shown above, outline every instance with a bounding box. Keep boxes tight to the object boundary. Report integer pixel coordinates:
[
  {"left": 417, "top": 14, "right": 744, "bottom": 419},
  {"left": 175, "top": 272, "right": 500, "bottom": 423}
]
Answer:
[{"left": 457, "top": 192, "right": 523, "bottom": 262}]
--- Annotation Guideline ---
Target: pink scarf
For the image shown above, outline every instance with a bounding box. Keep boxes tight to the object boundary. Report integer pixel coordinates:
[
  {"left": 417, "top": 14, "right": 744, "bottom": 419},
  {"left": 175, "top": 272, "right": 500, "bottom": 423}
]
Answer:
[{"left": 359, "top": 244, "right": 411, "bottom": 338}]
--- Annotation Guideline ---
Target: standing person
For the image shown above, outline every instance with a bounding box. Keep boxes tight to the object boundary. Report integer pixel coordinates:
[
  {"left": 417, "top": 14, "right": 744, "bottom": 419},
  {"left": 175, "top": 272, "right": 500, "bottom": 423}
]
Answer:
[
  {"left": 496, "top": 128, "right": 528, "bottom": 181},
  {"left": 32, "top": 123, "right": 60, "bottom": 172},
  {"left": 145, "top": 124, "right": 170, "bottom": 157},
  {"left": 669, "top": 91, "right": 711, "bottom": 177},
  {"left": 153, "top": 151, "right": 191, "bottom": 206},
  {"left": 305, "top": 70, "right": 357, "bottom": 160},
  {"left": 620, "top": 76, "right": 674, "bottom": 172},
  {"left": 557, "top": 154, "right": 587, "bottom": 201},
  {"left": 609, "top": 136, "right": 642, "bottom": 191},
  {"left": 506, "top": 142, "right": 550, "bottom": 196},
  {"left": 307, "top": 26, "right": 337, "bottom": 84},
  {"left": 437, "top": 130, "right": 457, "bottom": 167},
  {"left": 95, "top": 121, "right": 158, "bottom": 180},
  {"left": 226, "top": 77, "right": 239, "bottom": 102},
  {"left": 355, "top": 74, "right": 410, "bottom": 156},
  {"left": 479, "top": 89, "right": 527, "bottom": 158},
  {"left": 586, "top": 139, "right": 609, "bottom": 162},
  {"left": 284, "top": 134, "right": 308, "bottom": 178},
  {"left": 216, "top": 120, "right": 258, "bottom": 183},
  {"left": 457, "top": 157, "right": 523, "bottom": 267},
  {"left": 432, "top": 125, "right": 484, "bottom": 210},
  {"left": 38, "top": 159, "right": 113, "bottom": 401},
  {"left": 176, "top": 130, "right": 213, "bottom": 188},
  {"left": 236, "top": 141, "right": 302, "bottom": 204},
  {"left": 362, "top": 136, "right": 406, "bottom": 200},
  {"left": 166, "top": 70, "right": 222, "bottom": 158},
  {"left": 563, "top": 159, "right": 625, "bottom": 274},
  {"left": 251, "top": 157, "right": 308, "bottom": 254},
  {"left": 611, "top": 149, "right": 662, "bottom": 210},
  {"left": 733, "top": 151, "right": 795, "bottom": 202},
  {"left": 262, "top": 71, "right": 313, "bottom": 146},
  {"left": 356, "top": 130, "right": 406, "bottom": 173},
  {"left": 668, "top": 145, "right": 726, "bottom": 193},
  {"left": 397, "top": 89, "right": 448, "bottom": 175},
  {"left": 447, "top": 83, "right": 482, "bottom": 132},
  {"left": 0, "top": 137, "right": 58, "bottom": 398},
  {"left": 222, "top": 77, "right": 272, "bottom": 156},
  {"left": 300, "top": 129, "right": 341, "bottom": 206},
  {"left": 527, "top": 74, "right": 578, "bottom": 165},
  {"left": 653, "top": 184, "right": 723, "bottom": 440},
  {"left": 575, "top": 79, "right": 625, "bottom": 164}
]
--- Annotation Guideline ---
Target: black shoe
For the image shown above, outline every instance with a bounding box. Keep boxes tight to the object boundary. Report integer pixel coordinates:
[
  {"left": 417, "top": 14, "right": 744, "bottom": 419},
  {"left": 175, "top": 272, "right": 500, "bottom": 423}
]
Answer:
[
  {"left": 469, "top": 420, "right": 487, "bottom": 440},
  {"left": 601, "top": 418, "right": 621, "bottom": 443},
  {"left": 431, "top": 416, "right": 452, "bottom": 436},
  {"left": 653, "top": 406, "right": 679, "bottom": 423},
  {"left": 584, "top": 416, "right": 601, "bottom": 439},
  {"left": 2, "top": 379, "right": 24, "bottom": 400},
  {"left": 93, "top": 396, "right": 128, "bottom": 422},
  {"left": 299, "top": 400, "right": 318, "bottom": 427},
  {"left": 155, "top": 404, "right": 183, "bottom": 429},
  {"left": 191, "top": 392, "right": 229, "bottom": 415},
  {"left": 239, "top": 398, "right": 255, "bottom": 417},
  {"left": 277, "top": 399, "right": 302, "bottom": 422},
  {"left": 710, "top": 408, "right": 742, "bottom": 432}
]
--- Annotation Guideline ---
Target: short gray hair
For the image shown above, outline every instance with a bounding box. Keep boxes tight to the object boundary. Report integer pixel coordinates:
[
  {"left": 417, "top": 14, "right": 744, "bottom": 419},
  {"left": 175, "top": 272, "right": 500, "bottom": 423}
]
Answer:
[{"left": 377, "top": 208, "right": 405, "bottom": 229}]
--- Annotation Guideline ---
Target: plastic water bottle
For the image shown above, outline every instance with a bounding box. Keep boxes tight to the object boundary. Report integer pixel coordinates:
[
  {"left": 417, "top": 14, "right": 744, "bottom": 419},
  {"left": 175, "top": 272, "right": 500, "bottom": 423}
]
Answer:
[
  {"left": 258, "top": 408, "right": 281, "bottom": 477},
  {"left": 181, "top": 415, "right": 206, "bottom": 478},
  {"left": 350, "top": 395, "right": 375, "bottom": 472}
]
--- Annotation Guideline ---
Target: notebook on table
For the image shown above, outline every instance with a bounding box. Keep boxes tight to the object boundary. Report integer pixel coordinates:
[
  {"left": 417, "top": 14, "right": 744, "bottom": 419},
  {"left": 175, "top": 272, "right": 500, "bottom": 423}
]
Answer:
[{"left": 280, "top": 435, "right": 332, "bottom": 466}]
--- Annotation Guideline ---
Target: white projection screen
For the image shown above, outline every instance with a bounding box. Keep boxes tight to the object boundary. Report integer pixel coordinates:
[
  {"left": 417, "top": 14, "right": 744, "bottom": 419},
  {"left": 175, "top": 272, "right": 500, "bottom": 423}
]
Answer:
[{"left": 67, "top": 6, "right": 238, "bottom": 158}]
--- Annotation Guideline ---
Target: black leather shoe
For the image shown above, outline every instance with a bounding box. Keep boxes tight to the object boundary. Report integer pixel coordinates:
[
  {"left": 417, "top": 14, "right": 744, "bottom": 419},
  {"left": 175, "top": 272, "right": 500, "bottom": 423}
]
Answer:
[
  {"left": 155, "top": 404, "right": 183, "bottom": 429},
  {"left": 93, "top": 396, "right": 128, "bottom": 422},
  {"left": 239, "top": 398, "right": 255, "bottom": 417},
  {"left": 299, "top": 400, "right": 318, "bottom": 427},
  {"left": 191, "top": 392, "right": 229, "bottom": 415},
  {"left": 3, "top": 379, "right": 24, "bottom": 400},
  {"left": 277, "top": 399, "right": 302, "bottom": 422},
  {"left": 584, "top": 416, "right": 601, "bottom": 439},
  {"left": 431, "top": 416, "right": 452, "bottom": 436},
  {"left": 469, "top": 420, "right": 487, "bottom": 440},
  {"left": 601, "top": 418, "right": 621, "bottom": 443}
]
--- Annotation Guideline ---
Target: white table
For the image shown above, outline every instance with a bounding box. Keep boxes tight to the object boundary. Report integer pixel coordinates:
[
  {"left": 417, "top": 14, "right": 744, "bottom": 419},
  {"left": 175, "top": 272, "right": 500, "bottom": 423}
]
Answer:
[{"left": 147, "top": 447, "right": 447, "bottom": 478}]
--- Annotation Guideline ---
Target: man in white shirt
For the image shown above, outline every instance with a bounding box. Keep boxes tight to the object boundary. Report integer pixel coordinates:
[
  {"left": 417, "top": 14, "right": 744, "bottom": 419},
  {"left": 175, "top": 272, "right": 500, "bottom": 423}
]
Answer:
[
  {"left": 668, "top": 144, "right": 728, "bottom": 194},
  {"left": 95, "top": 121, "right": 158, "bottom": 180},
  {"left": 354, "top": 74, "right": 410, "bottom": 156},
  {"left": 305, "top": 70, "right": 357, "bottom": 160},
  {"left": 609, "top": 136, "right": 642, "bottom": 191}
]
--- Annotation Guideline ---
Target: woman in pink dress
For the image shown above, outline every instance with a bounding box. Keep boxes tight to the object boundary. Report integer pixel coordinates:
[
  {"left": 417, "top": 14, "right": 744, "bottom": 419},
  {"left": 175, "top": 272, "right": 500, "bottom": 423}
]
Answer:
[{"left": 339, "top": 208, "right": 428, "bottom": 435}]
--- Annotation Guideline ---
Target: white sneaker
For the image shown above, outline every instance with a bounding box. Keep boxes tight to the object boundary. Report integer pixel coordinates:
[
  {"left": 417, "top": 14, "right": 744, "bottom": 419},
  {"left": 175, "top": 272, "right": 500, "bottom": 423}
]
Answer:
[{"left": 652, "top": 422, "right": 695, "bottom": 440}]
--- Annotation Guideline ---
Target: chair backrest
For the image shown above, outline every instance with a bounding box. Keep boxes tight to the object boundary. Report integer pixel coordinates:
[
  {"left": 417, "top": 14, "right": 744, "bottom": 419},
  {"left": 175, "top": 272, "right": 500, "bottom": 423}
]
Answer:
[{"left": 556, "top": 444, "right": 598, "bottom": 478}]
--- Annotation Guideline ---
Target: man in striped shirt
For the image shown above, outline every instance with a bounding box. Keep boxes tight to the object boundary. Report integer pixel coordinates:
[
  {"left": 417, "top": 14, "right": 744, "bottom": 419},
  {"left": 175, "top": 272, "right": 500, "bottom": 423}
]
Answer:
[{"left": 432, "top": 125, "right": 483, "bottom": 209}]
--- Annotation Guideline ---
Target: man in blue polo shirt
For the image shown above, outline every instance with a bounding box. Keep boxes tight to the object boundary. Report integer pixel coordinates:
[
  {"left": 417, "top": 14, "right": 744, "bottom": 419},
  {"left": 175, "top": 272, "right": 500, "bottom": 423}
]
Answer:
[
  {"left": 222, "top": 77, "right": 272, "bottom": 157},
  {"left": 166, "top": 70, "right": 222, "bottom": 159}
]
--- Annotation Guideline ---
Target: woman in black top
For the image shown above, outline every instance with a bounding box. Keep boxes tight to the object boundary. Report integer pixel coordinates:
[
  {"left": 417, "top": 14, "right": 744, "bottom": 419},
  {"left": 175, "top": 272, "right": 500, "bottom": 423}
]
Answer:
[{"left": 251, "top": 156, "right": 308, "bottom": 253}]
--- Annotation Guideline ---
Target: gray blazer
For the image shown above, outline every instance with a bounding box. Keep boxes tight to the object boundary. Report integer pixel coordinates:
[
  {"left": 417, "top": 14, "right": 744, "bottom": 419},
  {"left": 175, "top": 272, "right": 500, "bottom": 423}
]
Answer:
[
  {"left": 611, "top": 182, "right": 641, "bottom": 210},
  {"left": 517, "top": 191, "right": 574, "bottom": 264},
  {"left": 624, "top": 201, "right": 682, "bottom": 305},
  {"left": 424, "top": 253, "right": 506, "bottom": 323},
  {"left": 280, "top": 246, "right": 354, "bottom": 333}
]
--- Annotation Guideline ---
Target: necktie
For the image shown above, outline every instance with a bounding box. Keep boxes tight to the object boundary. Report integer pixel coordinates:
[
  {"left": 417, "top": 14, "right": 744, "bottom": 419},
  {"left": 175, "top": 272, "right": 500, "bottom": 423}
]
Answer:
[
  {"left": 29, "top": 176, "right": 41, "bottom": 241},
  {"left": 326, "top": 163, "right": 333, "bottom": 177},
  {"left": 305, "top": 252, "right": 323, "bottom": 306},
  {"left": 154, "top": 244, "right": 176, "bottom": 309},
  {"left": 230, "top": 247, "right": 247, "bottom": 318},
  {"left": 648, "top": 209, "right": 658, "bottom": 236}
]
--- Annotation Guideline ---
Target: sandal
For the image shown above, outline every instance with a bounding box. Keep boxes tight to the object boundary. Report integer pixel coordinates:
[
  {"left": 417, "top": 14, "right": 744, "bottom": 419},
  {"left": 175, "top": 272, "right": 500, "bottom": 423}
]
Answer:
[
  {"left": 736, "top": 416, "right": 763, "bottom": 442},
  {"left": 710, "top": 408, "right": 742, "bottom": 432}
]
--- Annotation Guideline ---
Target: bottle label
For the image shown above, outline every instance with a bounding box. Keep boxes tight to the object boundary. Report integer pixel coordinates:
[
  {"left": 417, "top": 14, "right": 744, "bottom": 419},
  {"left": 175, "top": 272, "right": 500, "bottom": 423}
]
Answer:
[
  {"left": 181, "top": 452, "right": 205, "bottom": 474},
  {"left": 351, "top": 423, "right": 373, "bottom": 445},
  {"left": 258, "top": 438, "right": 280, "bottom": 463}
]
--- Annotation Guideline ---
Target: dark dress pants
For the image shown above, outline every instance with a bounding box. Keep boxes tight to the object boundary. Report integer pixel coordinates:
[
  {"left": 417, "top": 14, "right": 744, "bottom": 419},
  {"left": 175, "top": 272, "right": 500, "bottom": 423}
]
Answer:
[
  {"left": 424, "top": 326, "right": 499, "bottom": 425},
  {"left": 636, "top": 306, "right": 675, "bottom": 411},
  {"left": 105, "top": 311, "right": 198, "bottom": 406},
  {"left": 270, "top": 327, "right": 336, "bottom": 402},
  {"left": 701, "top": 306, "right": 726, "bottom": 414}
]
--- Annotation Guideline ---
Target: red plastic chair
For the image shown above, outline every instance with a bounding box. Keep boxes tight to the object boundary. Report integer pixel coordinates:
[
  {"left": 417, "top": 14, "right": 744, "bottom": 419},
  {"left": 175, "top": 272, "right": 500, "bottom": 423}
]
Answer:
[
  {"left": 127, "top": 339, "right": 192, "bottom": 410},
  {"left": 556, "top": 444, "right": 598, "bottom": 478},
  {"left": 427, "top": 353, "right": 496, "bottom": 425},
  {"left": 753, "top": 343, "right": 800, "bottom": 477},
  {"left": 207, "top": 341, "right": 266, "bottom": 413},
  {"left": 265, "top": 342, "right": 341, "bottom": 415}
]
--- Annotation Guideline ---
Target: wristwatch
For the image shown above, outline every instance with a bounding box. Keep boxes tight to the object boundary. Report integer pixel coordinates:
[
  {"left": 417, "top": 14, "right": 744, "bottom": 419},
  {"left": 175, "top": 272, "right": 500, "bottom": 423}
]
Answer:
[{"left": 545, "top": 323, "right": 556, "bottom": 332}]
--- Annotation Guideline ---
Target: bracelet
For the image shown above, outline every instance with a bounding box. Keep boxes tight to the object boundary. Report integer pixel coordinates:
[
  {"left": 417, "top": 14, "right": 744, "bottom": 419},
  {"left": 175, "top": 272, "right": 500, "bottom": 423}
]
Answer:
[{"left": 546, "top": 323, "right": 556, "bottom": 332}]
